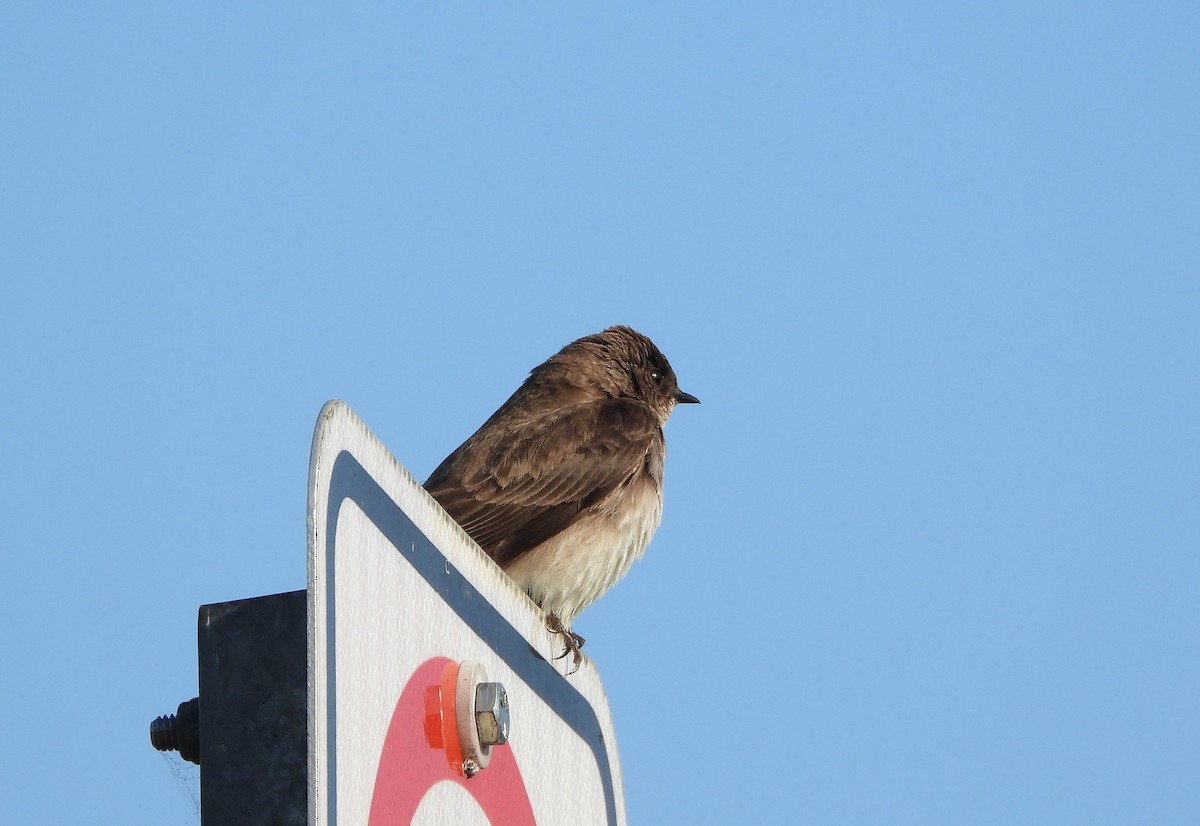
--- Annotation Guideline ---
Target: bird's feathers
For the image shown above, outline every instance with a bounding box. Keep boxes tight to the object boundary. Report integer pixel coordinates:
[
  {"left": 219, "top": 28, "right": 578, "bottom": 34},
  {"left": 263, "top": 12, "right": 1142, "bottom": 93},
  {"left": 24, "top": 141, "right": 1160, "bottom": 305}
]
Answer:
[{"left": 425, "top": 397, "right": 663, "bottom": 567}]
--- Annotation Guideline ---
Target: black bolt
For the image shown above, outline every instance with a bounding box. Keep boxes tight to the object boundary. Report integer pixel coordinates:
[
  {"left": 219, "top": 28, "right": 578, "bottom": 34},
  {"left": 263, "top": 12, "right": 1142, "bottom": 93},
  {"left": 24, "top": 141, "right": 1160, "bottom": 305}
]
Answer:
[{"left": 150, "top": 697, "right": 201, "bottom": 765}]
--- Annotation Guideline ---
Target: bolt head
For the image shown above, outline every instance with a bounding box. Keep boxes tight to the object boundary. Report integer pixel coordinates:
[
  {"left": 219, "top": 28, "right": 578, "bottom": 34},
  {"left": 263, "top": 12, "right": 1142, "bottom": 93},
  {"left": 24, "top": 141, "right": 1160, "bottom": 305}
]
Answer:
[{"left": 474, "top": 682, "right": 510, "bottom": 747}]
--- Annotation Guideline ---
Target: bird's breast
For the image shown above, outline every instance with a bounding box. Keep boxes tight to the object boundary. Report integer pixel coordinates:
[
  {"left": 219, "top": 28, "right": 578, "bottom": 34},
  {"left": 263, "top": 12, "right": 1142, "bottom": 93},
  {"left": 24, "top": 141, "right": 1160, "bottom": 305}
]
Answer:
[{"left": 501, "top": 471, "right": 664, "bottom": 626}]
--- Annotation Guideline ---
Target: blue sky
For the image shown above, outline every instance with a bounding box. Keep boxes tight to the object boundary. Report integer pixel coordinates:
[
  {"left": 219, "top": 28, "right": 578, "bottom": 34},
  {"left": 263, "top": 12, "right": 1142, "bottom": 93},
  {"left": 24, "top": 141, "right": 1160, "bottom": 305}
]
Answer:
[{"left": 2, "top": 3, "right": 1197, "bottom": 824}]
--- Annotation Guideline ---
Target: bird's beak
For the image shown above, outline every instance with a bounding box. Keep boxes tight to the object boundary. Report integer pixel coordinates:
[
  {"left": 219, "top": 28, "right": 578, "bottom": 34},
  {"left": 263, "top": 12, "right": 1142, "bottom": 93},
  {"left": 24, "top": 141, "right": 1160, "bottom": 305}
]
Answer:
[{"left": 675, "top": 390, "right": 701, "bottom": 404}]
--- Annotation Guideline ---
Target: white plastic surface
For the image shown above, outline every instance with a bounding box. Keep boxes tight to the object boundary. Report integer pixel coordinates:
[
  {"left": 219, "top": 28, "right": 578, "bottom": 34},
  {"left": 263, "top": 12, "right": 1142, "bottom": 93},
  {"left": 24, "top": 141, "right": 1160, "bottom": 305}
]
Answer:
[{"left": 307, "top": 400, "right": 626, "bottom": 826}]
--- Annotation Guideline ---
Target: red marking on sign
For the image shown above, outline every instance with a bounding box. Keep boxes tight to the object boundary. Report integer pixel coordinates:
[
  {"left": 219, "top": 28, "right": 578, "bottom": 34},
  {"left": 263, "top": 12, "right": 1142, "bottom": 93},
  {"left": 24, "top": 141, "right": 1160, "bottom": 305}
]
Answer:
[{"left": 368, "top": 657, "right": 536, "bottom": 825}]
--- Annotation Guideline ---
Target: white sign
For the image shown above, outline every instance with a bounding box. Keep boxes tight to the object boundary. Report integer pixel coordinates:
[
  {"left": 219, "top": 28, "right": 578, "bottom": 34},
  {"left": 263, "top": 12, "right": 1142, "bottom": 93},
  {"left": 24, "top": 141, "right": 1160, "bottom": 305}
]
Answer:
[{"left": 307, "top": 401, "right": 626, "bottom": 825}]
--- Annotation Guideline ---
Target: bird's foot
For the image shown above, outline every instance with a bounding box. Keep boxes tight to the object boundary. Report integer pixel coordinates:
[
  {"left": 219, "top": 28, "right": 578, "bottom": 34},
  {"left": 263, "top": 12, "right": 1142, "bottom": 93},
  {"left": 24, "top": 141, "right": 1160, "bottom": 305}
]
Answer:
[{"left": 546, "top": 612, "right": 585, "bottom": 674}]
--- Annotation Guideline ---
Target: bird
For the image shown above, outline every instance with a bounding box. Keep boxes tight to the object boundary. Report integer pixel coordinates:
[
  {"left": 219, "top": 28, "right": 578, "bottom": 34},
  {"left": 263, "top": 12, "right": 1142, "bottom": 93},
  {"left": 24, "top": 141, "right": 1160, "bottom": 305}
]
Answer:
[{"left": 423, "top": 325, "right": 698, "bottom": 669}]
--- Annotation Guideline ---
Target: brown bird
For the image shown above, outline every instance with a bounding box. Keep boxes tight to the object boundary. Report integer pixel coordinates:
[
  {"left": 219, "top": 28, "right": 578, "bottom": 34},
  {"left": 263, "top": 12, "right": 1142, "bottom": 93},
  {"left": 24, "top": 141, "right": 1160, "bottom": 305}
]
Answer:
[{"left": 424, "top": 326, "right": 698, "bottom": 667}]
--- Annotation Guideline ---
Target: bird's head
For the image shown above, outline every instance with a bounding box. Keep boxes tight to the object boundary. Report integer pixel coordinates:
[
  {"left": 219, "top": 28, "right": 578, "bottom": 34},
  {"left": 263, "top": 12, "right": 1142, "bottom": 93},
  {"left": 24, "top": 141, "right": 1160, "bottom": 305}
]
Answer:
[{"left": 549, "top": 325, "right": 700, "bottom": 424}]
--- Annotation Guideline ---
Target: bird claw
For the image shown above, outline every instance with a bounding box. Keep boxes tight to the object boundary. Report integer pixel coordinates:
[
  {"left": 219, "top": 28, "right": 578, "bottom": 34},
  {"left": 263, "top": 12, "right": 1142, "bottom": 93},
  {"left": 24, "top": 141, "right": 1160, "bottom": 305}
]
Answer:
[{"left": 546, "top": 613, "right": 585, "bottom": 674}]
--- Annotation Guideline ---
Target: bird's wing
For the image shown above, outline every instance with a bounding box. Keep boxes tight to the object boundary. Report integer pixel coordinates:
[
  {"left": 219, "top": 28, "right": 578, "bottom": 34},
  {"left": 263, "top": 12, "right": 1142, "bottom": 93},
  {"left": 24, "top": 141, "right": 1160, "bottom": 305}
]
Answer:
[{"left": 425, "top": 398, "right": 661, "bottom": 567}]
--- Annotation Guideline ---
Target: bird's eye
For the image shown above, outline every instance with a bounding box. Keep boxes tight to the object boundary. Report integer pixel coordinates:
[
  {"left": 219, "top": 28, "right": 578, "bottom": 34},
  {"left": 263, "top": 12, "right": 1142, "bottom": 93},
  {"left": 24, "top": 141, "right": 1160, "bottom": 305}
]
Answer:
[{"left": 650, "top": 370, "right": 663, "bottom": 383}]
